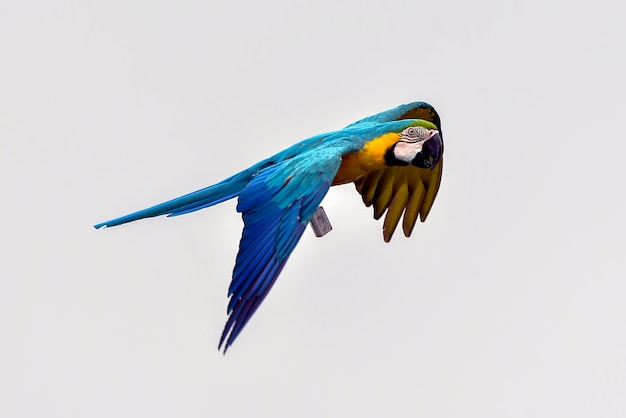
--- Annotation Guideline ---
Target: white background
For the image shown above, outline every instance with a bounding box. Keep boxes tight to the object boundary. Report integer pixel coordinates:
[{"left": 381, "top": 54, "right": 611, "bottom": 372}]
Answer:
[{"left": 2, "top": 0, "right": 625, "bottom": 416}]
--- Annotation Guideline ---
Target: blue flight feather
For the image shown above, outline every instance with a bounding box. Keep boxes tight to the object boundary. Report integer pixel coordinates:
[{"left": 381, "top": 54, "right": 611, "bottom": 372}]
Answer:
[
  {"left": 93, "top": 175, "right": 251, "bottom": 228},
  {"left": 218, "top": 163, "right": 334, "bottom": 352}
]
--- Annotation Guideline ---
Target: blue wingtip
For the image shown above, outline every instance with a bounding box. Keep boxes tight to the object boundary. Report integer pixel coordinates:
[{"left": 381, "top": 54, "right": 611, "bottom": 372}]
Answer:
[{"left": 92, "top": 210, "right": 160, "bottom": 230}]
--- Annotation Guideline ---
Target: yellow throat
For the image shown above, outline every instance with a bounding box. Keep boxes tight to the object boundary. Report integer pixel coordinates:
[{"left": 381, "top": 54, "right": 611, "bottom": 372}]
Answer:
[{"left": 332, "top": 132, "right": 400, "bottom": 185}]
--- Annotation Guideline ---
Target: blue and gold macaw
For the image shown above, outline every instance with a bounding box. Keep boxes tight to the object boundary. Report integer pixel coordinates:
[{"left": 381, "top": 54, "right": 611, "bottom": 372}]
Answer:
[{"left": 95, "top": 101, "right": 444, "bottom": 352}]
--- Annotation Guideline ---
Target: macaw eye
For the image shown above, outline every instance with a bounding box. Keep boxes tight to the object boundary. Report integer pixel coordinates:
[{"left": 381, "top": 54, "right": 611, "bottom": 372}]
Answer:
[{"left": 402, "top": 126, "right": 429, "bottom": 141}]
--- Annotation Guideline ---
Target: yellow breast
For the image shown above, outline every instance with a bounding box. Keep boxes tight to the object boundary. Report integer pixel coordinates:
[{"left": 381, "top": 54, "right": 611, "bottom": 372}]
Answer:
[{"left": 332, "top": 132, "right": 400, "bottom": 185}]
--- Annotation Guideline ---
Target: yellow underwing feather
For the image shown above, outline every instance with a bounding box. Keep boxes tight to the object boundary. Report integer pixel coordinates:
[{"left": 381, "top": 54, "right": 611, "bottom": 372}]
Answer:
[
  {"left": 353, "top": 160, "right": 443, "bottom": 241},
  {"left": 398, "top": 107, "right": 438, "bottom": 124},
  {"left": 402, "top": 173, "right": 426, "bottom": 237},
  {"left": 419, "top": 158, "right": 443, "bottom": 222},
  {"left": 358, "top": 169, "right": 384, "bottom": 206},
  {"left": 382, "top": 170, "right": 409, "bottom": 242},
  {"left": 372, "top": 169, "right": 396, "bottom": 219}
]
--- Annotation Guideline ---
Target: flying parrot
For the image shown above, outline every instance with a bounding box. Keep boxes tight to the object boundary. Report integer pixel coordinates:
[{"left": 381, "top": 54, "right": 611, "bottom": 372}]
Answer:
[{"left": 95, "top": 101, "right": 444, "bottom": 352}]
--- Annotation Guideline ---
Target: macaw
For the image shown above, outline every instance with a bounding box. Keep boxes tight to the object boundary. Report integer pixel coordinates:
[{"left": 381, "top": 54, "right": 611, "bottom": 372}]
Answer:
[{"left": 95, "top": 101, "right": 444, "bottom": 352}]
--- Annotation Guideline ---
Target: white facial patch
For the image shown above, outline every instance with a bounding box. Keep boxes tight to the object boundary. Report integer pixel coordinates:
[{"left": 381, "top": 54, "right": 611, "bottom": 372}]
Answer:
[
  {"left": 394, "top": 127, "right": 437, "bottom": 164},
  {"left": 393, "top": 140, "right": 423, "bottom": 162}
]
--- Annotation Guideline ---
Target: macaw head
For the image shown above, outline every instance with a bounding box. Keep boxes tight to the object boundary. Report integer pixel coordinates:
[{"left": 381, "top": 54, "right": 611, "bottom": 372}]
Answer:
[{"left": 385, "top": 124, "right": 443, "bottom": 169}]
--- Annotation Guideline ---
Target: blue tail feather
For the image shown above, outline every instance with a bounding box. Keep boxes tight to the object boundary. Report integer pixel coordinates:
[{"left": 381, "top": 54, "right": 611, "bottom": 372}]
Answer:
[{"left": 94, "top": 174, "right": 251, "bottom": 229}]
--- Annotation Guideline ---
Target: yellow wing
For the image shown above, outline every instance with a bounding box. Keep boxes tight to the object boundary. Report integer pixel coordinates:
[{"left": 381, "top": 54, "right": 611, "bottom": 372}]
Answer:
[{"left": 354, "top": 159, "right": 443, "bottom": 242}]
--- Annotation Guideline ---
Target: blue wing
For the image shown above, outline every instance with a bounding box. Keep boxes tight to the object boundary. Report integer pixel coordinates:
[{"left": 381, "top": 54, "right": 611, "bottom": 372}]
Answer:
[
  {"left": 347, "top": 101, "right": 441, "bottom": 133},
  {"left": 218, "top": 152, "right": 343, "bottom": 352}
]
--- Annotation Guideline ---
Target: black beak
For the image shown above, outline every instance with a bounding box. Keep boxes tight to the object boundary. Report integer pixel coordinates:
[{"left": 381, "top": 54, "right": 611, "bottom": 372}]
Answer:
[{"left": 411, "top": 132, "right": 442, "bottom": 169}]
